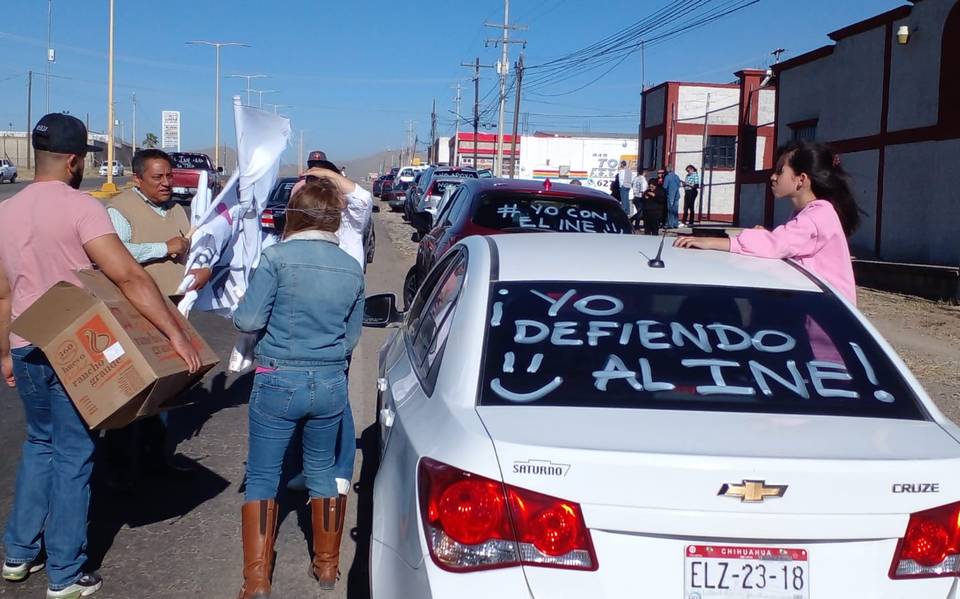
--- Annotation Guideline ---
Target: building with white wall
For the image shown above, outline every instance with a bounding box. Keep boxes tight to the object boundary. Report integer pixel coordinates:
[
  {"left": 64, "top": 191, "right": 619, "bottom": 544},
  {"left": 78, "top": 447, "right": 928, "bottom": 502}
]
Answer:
[
  {"left": 737, "top": 0, "right": 960, "bottom": 267},
  {"left": 641, "top": 71, "right": 776, "bottom": 222}
]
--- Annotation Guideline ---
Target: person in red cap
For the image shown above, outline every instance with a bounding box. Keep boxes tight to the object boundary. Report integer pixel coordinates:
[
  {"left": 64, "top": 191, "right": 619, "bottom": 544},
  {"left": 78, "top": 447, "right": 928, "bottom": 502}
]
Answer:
[{"left": 0, "top": 114, "right": 201, "bottom": 598}]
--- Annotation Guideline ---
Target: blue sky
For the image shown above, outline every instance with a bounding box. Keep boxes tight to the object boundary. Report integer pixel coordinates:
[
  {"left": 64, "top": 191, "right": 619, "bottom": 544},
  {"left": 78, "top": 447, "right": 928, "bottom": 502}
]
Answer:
[{"left": 0, "top": 0, "right": 905, "bottom": 164}]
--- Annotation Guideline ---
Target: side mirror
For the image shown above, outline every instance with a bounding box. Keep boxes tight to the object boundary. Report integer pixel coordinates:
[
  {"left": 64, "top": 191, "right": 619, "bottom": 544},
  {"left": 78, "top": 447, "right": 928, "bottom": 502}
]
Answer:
[
  {"left": 363, "top": 293, "right": 404, "bottom": 328},
  {"left": 411, "top": 210, "right": 433, "bottom": 236},
  {"left": 217, "top": 166, "right": 224, "bottom": 173}
]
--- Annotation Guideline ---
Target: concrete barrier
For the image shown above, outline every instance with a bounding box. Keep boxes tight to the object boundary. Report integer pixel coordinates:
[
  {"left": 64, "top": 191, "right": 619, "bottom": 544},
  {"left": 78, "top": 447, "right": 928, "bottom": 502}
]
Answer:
[{"left": 854, "top": 260, "right": 959, "bottom": 303}]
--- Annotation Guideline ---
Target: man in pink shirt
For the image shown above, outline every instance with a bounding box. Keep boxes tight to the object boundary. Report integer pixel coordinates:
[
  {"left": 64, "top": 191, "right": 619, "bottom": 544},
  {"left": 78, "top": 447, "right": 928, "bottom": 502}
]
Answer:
[{"left": 0, "top": 114, "right": 201, "bottom": 598}]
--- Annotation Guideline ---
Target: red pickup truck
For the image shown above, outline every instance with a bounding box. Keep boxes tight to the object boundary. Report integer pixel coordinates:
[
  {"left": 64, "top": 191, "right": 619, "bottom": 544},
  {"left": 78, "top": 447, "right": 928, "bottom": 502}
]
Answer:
[{"left": 169, "top": 152, "right": 223, "bottom": 202}]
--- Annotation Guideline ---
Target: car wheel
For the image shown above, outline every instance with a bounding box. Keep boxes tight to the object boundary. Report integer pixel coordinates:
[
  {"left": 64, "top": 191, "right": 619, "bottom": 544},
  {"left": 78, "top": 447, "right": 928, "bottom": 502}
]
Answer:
[
  {"left": 403, "top": 266, "right": 419, "bottom": 309},
  {"left": 9, "top": 174, "right": 15, "bottom": 184}
]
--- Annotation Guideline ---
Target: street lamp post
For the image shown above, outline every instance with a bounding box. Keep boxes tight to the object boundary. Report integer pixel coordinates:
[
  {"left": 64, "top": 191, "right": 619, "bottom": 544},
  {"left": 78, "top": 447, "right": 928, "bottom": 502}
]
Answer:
[
  {"left": 227, "top": 74, "right": 268, "bottom": 106},
  {"left": 250, "top": 89, "right": 278, "bottom": 109},
  {"left": 186, "top": 40, "right": 248, "bottom": 168},
  {"left": 102, "top": 0, "right": 116, "bottom": 192}
]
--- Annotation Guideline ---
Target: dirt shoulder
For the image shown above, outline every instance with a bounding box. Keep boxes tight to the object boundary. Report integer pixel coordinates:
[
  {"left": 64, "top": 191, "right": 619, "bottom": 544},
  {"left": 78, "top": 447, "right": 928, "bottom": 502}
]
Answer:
[{"left": 857, "top": 288, "right": 960, "bottom": 420}]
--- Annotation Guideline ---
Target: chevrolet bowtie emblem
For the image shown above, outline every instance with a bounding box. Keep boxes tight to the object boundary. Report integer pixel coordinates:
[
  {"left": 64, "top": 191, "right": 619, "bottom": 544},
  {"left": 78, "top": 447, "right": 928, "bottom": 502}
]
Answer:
[{"left": 718, "top": 480, "right": 788, "bottom": 503}]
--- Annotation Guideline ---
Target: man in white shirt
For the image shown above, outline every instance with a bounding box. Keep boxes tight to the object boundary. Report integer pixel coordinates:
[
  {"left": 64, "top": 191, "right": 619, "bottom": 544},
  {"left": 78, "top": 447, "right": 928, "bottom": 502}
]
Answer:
[{"left": 630, "top": 170, "right": 649, "bottom": 228}]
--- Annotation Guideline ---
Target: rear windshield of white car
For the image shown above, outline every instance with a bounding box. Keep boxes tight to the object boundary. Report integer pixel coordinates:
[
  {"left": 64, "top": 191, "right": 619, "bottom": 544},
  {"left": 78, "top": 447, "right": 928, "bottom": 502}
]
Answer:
[
  {"left": 478, "top": 282, "right": 925, "bottom": 419},
  {"left": 473, "top": 193, "right": 631, "bottom": 233}
]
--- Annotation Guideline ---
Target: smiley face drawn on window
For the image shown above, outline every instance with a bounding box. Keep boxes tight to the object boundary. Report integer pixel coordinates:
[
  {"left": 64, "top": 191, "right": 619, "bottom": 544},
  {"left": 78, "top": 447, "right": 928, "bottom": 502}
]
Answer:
[{"left": 489, "top": 351, "right": 564, "bottom": 404}]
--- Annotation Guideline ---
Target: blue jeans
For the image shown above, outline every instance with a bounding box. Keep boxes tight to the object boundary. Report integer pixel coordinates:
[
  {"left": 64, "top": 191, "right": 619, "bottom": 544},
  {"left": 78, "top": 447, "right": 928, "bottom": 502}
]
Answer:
[
  {"left": 667, "top": 193, "right": 680, "bottom": 228},
  {"left": 245, "top": 366, "right": 347, "bottom": 500},
  {"left": 334, "top": 403, "right": 355, "bottom": 482},
  {"left": 619, "top": 187, "right": 632, "bottom": 215},
  {"left": 3, "top": 346, "right": 96, "bottom": 590}
]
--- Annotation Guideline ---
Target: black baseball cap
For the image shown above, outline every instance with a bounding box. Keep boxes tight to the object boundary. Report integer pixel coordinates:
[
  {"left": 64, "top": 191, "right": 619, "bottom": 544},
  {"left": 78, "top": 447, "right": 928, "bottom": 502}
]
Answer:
[
  {"left": 306, "top": 149, "right": 338, "bottom": 171},
  {"left": 32, "top": 113, "right": 102, "bottom": 154}
]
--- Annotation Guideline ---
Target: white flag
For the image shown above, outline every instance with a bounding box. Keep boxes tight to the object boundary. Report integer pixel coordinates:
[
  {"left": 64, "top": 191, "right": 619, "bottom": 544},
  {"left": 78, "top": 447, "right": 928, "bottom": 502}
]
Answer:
[{"left": 177, "top": 96, "right": 290, "bottom": 317}]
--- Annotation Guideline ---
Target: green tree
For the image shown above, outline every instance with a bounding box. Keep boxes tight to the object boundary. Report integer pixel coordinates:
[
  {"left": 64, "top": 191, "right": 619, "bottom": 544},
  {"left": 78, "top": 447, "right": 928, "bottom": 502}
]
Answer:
[{"left": 143, "top": 132, "right": 159, "bottom": 148}]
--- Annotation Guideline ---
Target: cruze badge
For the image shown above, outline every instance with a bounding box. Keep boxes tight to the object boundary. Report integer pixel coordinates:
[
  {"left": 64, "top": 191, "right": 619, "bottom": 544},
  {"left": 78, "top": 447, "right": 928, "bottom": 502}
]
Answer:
[{"left": 718, "top": 480, "right": 787, "bottom": 503}]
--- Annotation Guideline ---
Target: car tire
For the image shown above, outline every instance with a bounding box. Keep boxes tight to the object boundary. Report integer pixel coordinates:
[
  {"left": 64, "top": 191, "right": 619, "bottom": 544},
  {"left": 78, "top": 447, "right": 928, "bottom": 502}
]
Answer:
[{"left": 9, "top": 174, "right": 15, "bottom": 184}]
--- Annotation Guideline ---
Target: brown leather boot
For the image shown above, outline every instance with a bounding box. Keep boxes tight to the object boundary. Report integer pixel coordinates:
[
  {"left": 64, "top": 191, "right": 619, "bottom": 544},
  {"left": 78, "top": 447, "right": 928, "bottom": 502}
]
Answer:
[
  {"left": 310, "top": 495, "right": 347, "bottom": 590},
  {"left": 237, "top": 499, "right": 278, "bottom": 599}
]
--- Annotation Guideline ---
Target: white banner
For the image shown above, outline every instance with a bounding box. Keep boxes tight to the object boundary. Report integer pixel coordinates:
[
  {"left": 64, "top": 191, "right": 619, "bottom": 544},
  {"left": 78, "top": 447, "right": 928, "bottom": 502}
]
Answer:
[{"left": 177, "top": 96, "right": 290, "bottom": 318}]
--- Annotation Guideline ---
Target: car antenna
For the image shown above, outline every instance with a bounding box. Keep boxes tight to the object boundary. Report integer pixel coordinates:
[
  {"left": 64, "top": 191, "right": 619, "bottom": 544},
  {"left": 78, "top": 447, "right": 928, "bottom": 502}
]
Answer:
[{"left": 648, "top": 231, "right": 667, "bottom": 268}]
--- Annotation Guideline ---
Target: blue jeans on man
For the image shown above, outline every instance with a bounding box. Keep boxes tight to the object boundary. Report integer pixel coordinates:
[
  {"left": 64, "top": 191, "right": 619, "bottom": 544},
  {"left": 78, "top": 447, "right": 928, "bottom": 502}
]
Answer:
[
  {"left": 619, "top": 187, "right": 632, "bottom": 216},
  {"left": 3, "top": 346, "right": 96, "bottom": 591},
  {"left": 245, "top": 365, "right": 348, "bottom": 501}
]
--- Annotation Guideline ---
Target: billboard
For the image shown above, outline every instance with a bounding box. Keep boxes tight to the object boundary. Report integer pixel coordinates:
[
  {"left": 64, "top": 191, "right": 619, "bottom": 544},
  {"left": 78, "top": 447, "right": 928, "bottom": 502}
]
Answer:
[{"left": 161, "top": 111, "right": 180, "bottom": 151}]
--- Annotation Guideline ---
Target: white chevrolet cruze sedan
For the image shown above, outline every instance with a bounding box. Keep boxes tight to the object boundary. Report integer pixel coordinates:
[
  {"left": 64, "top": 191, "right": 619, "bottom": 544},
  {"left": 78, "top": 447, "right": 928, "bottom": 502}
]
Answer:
[{"left": 363, "top": 233, "right": 960, "bottom": 599}]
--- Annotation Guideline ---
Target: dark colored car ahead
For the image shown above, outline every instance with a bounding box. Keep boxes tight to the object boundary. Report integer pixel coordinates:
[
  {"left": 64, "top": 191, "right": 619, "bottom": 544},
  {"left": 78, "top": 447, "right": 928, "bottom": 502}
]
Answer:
[
  {"left": 373, "top": 174, "right": 390, "bottom": 197},
  {"left": 383, "top": 180, "right": 412, "bottom": 212},
  {"left": 260, "top": 177, "right": 376, "bottom": 270},
  {"left": 403, "top": 178, "right": 632, "bottom": 304}
]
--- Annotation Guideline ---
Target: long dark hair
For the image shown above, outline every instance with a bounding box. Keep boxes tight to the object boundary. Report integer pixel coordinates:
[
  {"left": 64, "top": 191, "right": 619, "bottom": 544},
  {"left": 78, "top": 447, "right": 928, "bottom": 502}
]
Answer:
[{"left": 777, "top": 140, "right": 860, "bottom": 236}]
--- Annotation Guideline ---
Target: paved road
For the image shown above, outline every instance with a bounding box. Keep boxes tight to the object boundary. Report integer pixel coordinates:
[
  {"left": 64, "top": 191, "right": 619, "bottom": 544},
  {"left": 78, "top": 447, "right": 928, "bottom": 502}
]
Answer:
[
  {"left": 0, "top": 176, "right": 131, "bottom": 203},
  {"left": 0, "top": 211, "right": 406, "bottom": 598}
]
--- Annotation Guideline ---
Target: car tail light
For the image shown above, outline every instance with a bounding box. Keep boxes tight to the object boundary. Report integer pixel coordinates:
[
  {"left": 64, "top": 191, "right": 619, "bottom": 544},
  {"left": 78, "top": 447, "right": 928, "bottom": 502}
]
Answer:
[
  {"left": 418, "top": 458, "right": 597, "bottom": 572},
  {"left": 260, "top": 210, "right": 275, "bottom": 230},
  {"left": 890, "top": 501, "right": 960, "bottom": 579}
]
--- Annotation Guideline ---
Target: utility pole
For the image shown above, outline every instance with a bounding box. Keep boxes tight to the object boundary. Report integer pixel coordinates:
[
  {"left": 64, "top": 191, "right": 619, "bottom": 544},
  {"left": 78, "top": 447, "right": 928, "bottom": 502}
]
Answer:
[
  {"left": 509, "top": 54, "right": 524, "bottom": 178},
  {"left": 429, "top": 99, "right": 437, "bottom": 164},
  {"left": 461, "top": 57, "right": 495, "bottom": 170},
  {"left": 485, "top": 0, "right": 526, "bottom": 177},
  {"left": 46, "top": 0, "right": 53, "bottom": 114},
  {"left": 771, "top": 48, "right": 786, "bottom": 64},
  {"left": 453, "top": 82, "right": 462, "bottom": 166},
  {"left": 404, "top": 120, "right": 416, "bottom": 165},
  {"left": 186, "top": 40, "right": 249, "bottom": 168},
  {"left": 131, "top": 92, "right": 137, "bottom": 154},
  {"left": 636, "top": 40, "right": 645, "bottom": 175},
  {"left": 26, "top": 71, "right": 32, "bottom": 169}
]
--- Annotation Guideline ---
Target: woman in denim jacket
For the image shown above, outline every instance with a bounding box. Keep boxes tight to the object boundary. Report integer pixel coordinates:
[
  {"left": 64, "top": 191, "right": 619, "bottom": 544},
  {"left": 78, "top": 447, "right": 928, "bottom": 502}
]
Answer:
[{"left": 233, "top": 176, "right": 364, "bottom": 598}]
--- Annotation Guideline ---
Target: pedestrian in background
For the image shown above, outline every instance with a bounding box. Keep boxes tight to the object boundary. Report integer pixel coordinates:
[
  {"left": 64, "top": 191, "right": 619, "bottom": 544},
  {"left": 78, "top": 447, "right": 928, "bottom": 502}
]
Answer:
[
  {"left": 662, "top": 165, "right": 682, "bottom": 229},
  {"left": 674, "top": 141, "right": 860, "bottom": 305},
  {"left": 233, "top": 177, "right": 364, "bottom": 598},
  {"left": 641, "top": 177, "right": 667, "bottom": 236},
  {"left": 0, "top": 114, "right": 200, "bottom": 599},
  {"left": 682, "top": 164, "right": 700, "bottom": 226},
  {"left": 629, "top": 171, "right": 649, "bottom": 231},
  {"left": 617, "top": 160, "right": 633, "bottom": 215}
]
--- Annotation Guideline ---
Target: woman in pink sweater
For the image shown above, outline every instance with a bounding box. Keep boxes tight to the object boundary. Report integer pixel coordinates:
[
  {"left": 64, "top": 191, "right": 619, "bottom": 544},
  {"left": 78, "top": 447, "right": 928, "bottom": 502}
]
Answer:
[{"left": 675, "top": 141, "right": 861, "bottom": 305}]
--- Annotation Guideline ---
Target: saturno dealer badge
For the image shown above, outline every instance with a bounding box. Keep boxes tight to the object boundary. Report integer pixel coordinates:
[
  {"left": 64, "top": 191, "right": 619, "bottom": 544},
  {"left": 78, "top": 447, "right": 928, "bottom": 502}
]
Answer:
[{"left": 512, "top": 459, "right": 571, "bottom": 477}]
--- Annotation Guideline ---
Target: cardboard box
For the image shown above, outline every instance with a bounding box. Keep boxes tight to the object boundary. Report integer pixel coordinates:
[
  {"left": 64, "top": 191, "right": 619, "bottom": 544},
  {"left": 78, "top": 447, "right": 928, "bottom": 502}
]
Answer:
[{"left": 11, "top": 269, "right": 219, "bottom": 429}]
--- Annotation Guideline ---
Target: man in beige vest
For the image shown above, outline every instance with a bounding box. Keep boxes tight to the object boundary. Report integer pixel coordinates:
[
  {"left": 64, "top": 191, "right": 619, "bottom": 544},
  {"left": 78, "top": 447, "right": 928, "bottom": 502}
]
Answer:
[
  {"left": 106, "top": 149, "right": 211, "bottom": 296},
  {"left": 104, "top": 149, "right": 210, "bottom": 487}
]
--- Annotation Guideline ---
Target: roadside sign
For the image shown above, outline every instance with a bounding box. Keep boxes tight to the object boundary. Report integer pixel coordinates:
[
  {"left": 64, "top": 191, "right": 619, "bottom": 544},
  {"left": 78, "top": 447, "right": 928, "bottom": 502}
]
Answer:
[{"left": 161, "top": 111, "right": 180, "bottom": 152}]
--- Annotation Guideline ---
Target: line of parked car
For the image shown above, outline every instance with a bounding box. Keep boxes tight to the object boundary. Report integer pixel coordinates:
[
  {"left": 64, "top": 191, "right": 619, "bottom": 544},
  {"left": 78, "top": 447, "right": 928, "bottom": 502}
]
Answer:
[{"left": 372, "top": 164, "right": 631, "bottom": 306}]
